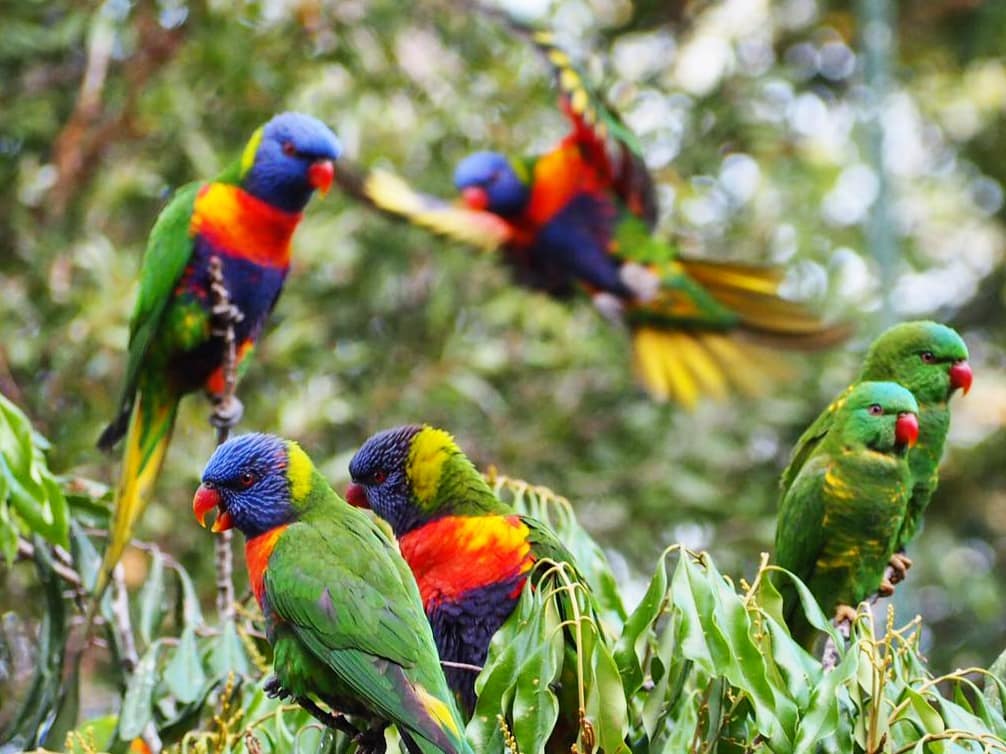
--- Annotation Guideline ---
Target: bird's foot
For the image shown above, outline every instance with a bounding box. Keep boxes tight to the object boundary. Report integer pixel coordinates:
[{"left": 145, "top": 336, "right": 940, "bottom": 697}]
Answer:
[
  {"left": 619, "top": 262, "right": 661, "bottom": 303},
  {"left": 209, "top": 301, "right": 245, "bottom": 336},
  {"left": 592, "top": 292, "right": 626, "bottom": 324},
  {"left": 353, "top": 721, "right": 388, "bottom": 754},
  {"left": 887, "top": 552, "right": 913, "bottom": 585},
  {"left": 877, "top": 577, "right": 896, "bottom": 598},
  {"left": 294, "top": 696, "right": 359, "bottom": 738},
  {"left": 264, "top": 675, "right": 291, "bottom": 701},
  {"left": 210, "top": 395, "right": 244, "bottom": 430},
  {"left": 834, "top": 603, "right": 858, "bottom": 631}
]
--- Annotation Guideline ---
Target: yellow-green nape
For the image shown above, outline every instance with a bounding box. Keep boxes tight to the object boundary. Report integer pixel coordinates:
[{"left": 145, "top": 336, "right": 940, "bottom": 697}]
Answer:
[
  {"left": 240, "top": 126, "right": 265, "bottom": 177},
  {"left": 285, "top": 440, "right": 314, "bottom": 502},
  {"left": 509, "top": 158, "right": 531, "bottom": 185},
  {"left": 406, "top": 426, "right": 460, "bottom": 504}
]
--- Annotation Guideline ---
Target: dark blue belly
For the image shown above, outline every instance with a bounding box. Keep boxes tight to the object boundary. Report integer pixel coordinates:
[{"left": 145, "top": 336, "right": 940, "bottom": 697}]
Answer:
[
  {"left": 167, "top": 237, "right": 288, "bottom": 393},
  {"left": 428, "top": 577, "right": 524, "bottom": 715}
]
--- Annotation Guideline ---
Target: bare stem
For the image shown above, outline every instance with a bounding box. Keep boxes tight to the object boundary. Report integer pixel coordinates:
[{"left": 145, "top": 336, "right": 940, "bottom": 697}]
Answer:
[{"left": 207, "top": 255, "right": 244, "bottom": 624}]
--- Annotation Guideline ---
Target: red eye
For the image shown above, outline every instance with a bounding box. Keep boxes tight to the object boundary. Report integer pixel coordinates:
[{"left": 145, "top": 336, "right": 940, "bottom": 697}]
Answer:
[
  {"left": 920, "top": 351, "right": 936, "bottom": 364},
  {"left": 282, "top": 141, "right": 297, "bottom": 157},
  {"left": 868, "top": 404, "right": 883, "bottom": 416},
  {"left": 239, "top": 471, "right": 256, "bottom": 489},
  {"left": 370, "top": 470, "right": 387, "bottom": 485}
]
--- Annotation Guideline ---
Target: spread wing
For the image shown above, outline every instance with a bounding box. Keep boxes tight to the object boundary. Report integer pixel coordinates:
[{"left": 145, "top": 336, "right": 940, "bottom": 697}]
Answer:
[{"left": 334, "top": 161, "right": 513, "bottom": 252}]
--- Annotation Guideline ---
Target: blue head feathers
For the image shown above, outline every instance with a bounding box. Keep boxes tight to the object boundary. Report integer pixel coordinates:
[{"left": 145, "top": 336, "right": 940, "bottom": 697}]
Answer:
[
  {"left": 453, "top": 151, "right": 530, "bottom": 217},
  {"left": 241, "top": 112, "right": 343, "bottom": 212},
  {"left": 198, "top": 433, "right": 296, "bottom": 538}
]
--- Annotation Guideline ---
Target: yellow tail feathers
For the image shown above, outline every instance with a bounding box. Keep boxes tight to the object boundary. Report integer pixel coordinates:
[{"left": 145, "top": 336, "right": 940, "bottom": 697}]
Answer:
[
  {"left": 93, "top": 392, "right": 178, "bottom": 599},
  {"left": 631, "top": 258, "right": 850, "bottom": 405}
]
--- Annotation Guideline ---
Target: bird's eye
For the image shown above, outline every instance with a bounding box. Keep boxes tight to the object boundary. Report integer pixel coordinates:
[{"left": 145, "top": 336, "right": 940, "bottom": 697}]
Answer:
[
  {"left": 868, "top": 404, "right": 883, "bottom": 416},
  {"left": 282, "top": 141, "right": 297, "bottom": 157},
  {"left": 920, "top": 351, "right": 936, "bottom": 364},
  {"left": 238, "top": 471, "right": 257, "bottom": 489},
  {"left": 369, "top": 470, "right": 387, "bottom": 485}
]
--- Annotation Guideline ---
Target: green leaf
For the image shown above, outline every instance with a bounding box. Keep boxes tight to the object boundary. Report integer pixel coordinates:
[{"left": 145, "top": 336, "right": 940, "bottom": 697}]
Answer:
[
  {"left": 163, "top": 626, "right": 207, "bottom": 703},
  {"left": 137, "top": 549, "right": 166, "bottom": 647},
  {"left": 118, "top": 641, "right": 164, "bottom": 740},
  {"left": 210, "top": 620, "right": 251, "bottom": 679}
]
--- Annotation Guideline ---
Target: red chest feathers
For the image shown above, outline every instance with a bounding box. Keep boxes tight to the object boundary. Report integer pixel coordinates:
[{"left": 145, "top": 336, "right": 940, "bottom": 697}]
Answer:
[
  {"left": 398, "top": 515, "right": 536, "bottom": 609},
  {"left": 244, "top": 526, "right": 287, "bottom": 607}
]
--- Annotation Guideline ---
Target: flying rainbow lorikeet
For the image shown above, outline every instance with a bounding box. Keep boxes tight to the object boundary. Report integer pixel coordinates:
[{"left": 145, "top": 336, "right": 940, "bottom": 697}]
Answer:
[
  {"left": 193, "top": 433, "right": 474, "bottom": 754},
  {"left": 95, "top": 113, "right": 341, "bottom": 597},
  {"left": 345, "top": 424, "right": 595, "bottom": 745},
  {"left": 780, "top": 321, "right": 971, "bottom": 582},
  {"left": 333, "top": 21, "right": 849, "bottom": 406},
  {"left": 774, "top": 381, "right": 920, "bottom": 649}
]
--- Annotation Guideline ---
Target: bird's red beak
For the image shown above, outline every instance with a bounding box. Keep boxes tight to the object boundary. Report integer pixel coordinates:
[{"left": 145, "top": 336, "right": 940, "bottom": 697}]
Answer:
[
  {"left": 193, "top": 484, "right": 233, "bottom": 532},
  {"left": 461, "top": 186, "right": 489, "bottom": 211},
  {"left": 949, "top": 360, "right": 973, "bottom": 395},
  {"left": 308, "top": 159, "right": 335, "bottom": 195},
  {"left": 345, "top": 482, "right": 369, "bottom": 509},
  {"left": 895, "top": 412, "right": 920, "bottom": 449}
]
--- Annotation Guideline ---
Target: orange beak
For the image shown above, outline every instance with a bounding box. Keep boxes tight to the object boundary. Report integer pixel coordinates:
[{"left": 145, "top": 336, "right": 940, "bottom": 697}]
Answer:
[
  {"left": 308, "top": 159, "right": 335, "bottom": 195},
  {"left": 895, "top": 412, "right": 920, "bottom": 449},
  {"left": 193, "top": 484, "right": 234, "bottom": 532}
]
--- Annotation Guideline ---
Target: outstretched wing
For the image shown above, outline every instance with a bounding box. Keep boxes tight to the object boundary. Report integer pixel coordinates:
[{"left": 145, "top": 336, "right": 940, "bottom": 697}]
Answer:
[
  {"left": 334, "top": 161, "right": 513, "bottom": 252},
  {"left": 506, "top": 17, "right": 658, "bottom": 227}
]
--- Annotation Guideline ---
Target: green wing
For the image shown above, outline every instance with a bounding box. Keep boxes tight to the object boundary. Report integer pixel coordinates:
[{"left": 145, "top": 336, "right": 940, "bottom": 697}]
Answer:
[
  {"left": 775, "top": 455, "right": 829, "bottom": 592},
  {"left": 267, "top": 515, "right": 425, "bottom": 670},
  {"left": 118, "top": 182, "right": 202, "bottom": 414},
  {"left": 779, "top": 384, "right": 854, "bottom": 495},
  {"left": 524, "top": 515, "right": 578, "bottom": 570}
]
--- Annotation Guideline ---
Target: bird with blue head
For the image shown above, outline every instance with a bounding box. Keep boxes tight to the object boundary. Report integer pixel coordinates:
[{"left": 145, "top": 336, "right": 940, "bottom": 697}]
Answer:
[
  {"left": 94, "top": 112, "right": 341, "bottom": 597},
  {"left": 193, "top": 433, "right": 474, "bottom": 754}
]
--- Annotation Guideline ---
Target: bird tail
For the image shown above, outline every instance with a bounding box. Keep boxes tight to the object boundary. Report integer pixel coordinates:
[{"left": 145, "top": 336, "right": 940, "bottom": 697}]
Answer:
[
  {"left": 400, "top": 684, "right": 475, "bottom": 754},
  {"left": 93, "top": 388, "right": 179, "bottom": 599},
  {"left": 628, "top": 258, "right": 851, "bottom": 405}
]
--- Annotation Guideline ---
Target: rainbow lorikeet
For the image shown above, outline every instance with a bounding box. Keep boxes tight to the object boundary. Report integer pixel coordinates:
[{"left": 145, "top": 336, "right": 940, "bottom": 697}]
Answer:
[
  {"left": 95, "top": 113, "right": 341, "bottom": 596},
  {"left": 774, "top": 381, "right": 920, "bottom": 649},
  {"left": 193, "top": 434, "right": 473, "bottom": 754},
  {"left": 781, "top": 321, "right": 971, "bottom": 580},
  {"left": 333, "top": 24, "right": 849, "bottom": 406},
  {"left": 345, "top": 425, "right": 587, "bottom": 723}
]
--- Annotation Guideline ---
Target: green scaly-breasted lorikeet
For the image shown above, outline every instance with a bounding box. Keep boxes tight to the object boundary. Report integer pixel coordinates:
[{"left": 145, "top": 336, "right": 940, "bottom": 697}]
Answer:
[
  {"left": 781, "top": 321, "right": 972, "bottom": 581},
  {"left": 193, "top": 433, "right": 473, "bottom": 754},
  {"left": 774, "top": 381, "right": 920, "bottom": 649},
  {"left": 95, "top": 113, "right": 341, "bottom": 596},
  {"left": 345, "top": 425, "right": 591, "bottom": 732},
  {"left": 333, "top": 21, "right": 849, "bottom": 406}
]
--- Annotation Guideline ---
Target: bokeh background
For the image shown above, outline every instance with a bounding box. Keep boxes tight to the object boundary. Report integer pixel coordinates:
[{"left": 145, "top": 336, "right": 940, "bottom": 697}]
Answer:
[{"left": 2, "top": 0, "right": 1006, "bottom": 701}]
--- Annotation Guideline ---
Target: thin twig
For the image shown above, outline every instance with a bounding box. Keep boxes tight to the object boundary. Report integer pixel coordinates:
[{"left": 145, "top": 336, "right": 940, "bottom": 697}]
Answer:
[
  {"left": 111, "top": 564, "right": 139, "bottom": 673},
  {"left": 207, "top": 255, "right": 244, "bottom": 624},
  {"left": 16, "top": 538, "right": 83, "bottom": 588}
]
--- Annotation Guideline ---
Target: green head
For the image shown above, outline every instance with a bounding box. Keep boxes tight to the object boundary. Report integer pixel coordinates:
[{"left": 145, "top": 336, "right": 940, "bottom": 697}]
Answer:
[
  {"left": 835, "top": 381, "right": 920, "bottom": 456},
  {"left": 860, "top": 321, "right": 972, "bottom": 404},
  {"left": 194, "top": 433, "right": 320, "bottom": 538},
  {"left": 346, "top": 425, "right": 495, "bottom": 535}
]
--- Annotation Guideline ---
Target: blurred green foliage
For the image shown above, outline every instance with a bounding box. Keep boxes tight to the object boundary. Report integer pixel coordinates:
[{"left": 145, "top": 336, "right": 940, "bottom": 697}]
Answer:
[{"left": 2, "top": 0, "right": 1006, "bottom": 749}]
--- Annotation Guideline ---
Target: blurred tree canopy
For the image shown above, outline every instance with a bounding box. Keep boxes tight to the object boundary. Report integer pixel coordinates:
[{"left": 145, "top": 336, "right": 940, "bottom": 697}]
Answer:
[{"left": 2, "top": 0, "right": 1006, "bottom": 744}]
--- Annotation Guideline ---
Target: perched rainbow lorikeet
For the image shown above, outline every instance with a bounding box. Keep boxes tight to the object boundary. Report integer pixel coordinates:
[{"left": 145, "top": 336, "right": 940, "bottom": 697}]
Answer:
[
  {"left": 193, "top": 434, "right": 473, "bottom": 754},
  {"left": 345, "top": 425, "right": 588, "bottom": 725},
  {"left": 334, "top": 22, "right": 849, "bottom": 405},
  {"left": 94, "top": 113, "right": 341, "bottom": 596},
  {"left": 781, "top": 321, "right": 971, "bottom": 581},
  {"left": 774, "top": 381, "right": 920, "bottom": 649}
]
